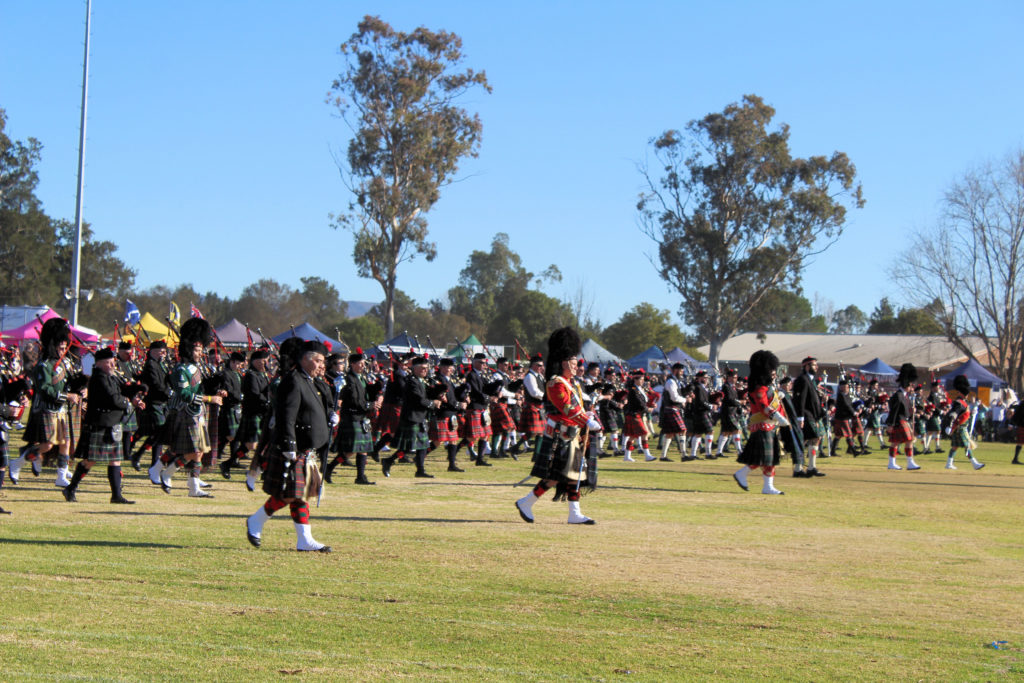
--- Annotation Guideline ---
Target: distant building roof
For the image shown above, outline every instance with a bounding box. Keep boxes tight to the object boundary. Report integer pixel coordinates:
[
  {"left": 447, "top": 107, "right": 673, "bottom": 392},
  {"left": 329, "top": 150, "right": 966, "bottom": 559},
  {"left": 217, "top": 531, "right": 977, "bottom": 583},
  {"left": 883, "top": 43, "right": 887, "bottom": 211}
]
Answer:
[{"left": 698, "top": 332, "right": 989, "bottom": 372}]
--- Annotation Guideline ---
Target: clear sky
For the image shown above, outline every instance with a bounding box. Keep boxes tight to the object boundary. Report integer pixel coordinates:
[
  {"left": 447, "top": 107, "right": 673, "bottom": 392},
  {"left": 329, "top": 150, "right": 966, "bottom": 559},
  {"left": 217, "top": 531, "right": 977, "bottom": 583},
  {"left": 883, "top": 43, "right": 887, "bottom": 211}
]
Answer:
[{"left": 2, "top": 1, "right": 1022, "bottom": 331}]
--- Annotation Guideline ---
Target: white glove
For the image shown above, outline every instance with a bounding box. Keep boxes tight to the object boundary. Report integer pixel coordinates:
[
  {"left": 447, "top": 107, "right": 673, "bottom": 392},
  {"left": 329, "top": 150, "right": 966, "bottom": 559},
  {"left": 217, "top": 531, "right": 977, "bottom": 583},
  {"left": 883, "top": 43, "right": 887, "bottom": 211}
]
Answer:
[
  {"left": 944, "top": 427, "right": 952, "bottom": 435},
  {"left": 774, "top": 413, "right": 790, "bottom": 428},
  {"left": 586, "top": 417, "right": 602, "bottom": 431},
  {"left": 282, "top": 451, "right": 297, "bottom": 462},
  {"left": 329, "top": 412, "right": 340, "bottom": 427}
]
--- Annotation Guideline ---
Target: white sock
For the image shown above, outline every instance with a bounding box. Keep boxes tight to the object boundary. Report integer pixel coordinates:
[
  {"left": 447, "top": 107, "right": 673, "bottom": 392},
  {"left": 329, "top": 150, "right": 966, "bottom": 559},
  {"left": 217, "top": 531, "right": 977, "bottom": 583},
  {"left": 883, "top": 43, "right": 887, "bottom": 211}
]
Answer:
[
  {"left": 716, "top": 435, "right": 728, "bottom": 455},
  {"left": 705, "top": 436, "right": 713, "bottom": 457},
  {"left": 661, "top": 438, "right": 671, "bottom": 459}
]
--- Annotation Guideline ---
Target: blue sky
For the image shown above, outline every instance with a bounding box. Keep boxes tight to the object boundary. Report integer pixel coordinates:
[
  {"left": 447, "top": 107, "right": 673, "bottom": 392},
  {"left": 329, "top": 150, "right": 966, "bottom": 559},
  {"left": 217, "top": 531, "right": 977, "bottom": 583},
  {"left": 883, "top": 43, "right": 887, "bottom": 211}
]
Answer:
[{"left": 2, "top": 1, "right": 1022, "bottom": 330}]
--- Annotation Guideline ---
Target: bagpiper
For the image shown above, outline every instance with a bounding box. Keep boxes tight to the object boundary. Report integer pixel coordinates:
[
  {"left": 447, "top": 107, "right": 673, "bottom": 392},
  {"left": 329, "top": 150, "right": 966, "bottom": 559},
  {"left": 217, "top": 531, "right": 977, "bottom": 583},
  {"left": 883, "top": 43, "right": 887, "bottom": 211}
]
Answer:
[
  {"left": 886, "top": 363, "right": 921, "bottom": 470},
  {"left": 732, "top": 350, "right": 788, "bottom": 495},
  {"left": 944, "top": 375, "right": 985, "bottom": 470}
]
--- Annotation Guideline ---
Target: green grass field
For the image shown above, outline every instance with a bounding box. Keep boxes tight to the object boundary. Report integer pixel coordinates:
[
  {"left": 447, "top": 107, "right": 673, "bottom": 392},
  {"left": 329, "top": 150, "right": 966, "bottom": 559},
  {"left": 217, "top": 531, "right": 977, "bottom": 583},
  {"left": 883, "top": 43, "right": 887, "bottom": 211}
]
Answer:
[{"left": 1, "top": 440, "right": 1022, "bottom": 681}]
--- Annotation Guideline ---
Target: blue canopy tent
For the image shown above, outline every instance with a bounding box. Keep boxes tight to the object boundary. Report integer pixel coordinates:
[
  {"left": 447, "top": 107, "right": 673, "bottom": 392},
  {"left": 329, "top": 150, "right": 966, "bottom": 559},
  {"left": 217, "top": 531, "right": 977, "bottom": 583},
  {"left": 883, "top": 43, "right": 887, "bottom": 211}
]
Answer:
[
  {"left": 579, "top": 339, "right": 622, "bottom": 365},
  {"left": 938, "top": 358, "right": 1007, "bottom": 388},
  {"left": 858, "top": 357, "right": 898, "bottom": 376},
  {"left": 271, "top": 322, "right": 335, "bottom": 346},
  {"left": 666, "top": 347, "right": 715, "bottom": 374},
  {"left": 368, "top": 332, "right": 433, "bottom": 359}
]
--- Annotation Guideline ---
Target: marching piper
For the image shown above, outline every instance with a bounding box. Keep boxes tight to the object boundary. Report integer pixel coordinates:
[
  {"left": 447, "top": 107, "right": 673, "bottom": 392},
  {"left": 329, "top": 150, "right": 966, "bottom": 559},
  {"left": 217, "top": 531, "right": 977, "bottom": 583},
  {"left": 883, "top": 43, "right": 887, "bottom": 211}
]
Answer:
[
  {"left": 732, "top": 350, "right": 788, "bottom": 495},
  {"left": 945, "top": 375, "right": 985, "bottom": 470},
  {"left": 886, "top": 363, "right": 921, "bottom": 470}
]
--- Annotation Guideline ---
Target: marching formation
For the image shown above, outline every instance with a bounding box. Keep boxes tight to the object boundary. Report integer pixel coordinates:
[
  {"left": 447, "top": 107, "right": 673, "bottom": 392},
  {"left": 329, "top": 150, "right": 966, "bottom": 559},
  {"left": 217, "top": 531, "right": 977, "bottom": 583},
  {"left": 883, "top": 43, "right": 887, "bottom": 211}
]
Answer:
[{"left": 0, "top": 315, "right": 1012, "bottom": 531}]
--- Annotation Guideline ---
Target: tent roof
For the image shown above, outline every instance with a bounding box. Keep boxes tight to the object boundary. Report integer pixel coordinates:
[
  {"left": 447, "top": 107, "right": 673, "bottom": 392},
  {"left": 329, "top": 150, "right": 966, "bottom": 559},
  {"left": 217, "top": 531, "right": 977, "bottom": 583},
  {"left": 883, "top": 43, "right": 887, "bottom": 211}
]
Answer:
[
  {"left": 0, "top": 307, "right": 100, "bottom": 343},
  {"left": 579, "top": 338, "right": 622, "bottom": 363},
  {"left": 214, "top": 319, "right": 268, "bottom": 347},
  {"left": 270, "top": 322, "right": 334, "bottom": 345},
  {"left": 859, "top": 357, "right": 898, "bottom": 375},
  {"left": 938, "top": 358, "right": 1007, "bottom": 387}
]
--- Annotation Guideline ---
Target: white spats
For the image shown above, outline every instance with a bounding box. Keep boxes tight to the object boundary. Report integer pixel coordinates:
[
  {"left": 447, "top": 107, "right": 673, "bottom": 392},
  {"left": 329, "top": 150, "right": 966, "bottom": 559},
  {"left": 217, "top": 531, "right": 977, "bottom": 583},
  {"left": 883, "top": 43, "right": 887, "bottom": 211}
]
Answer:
[
  {"left": 761, "top": 474, "right": 784, "bottom": 495},
  {"left": 644, "top": 448, "right": 656, "bottom": 462},
  {"left": 246, "top": 506, "right": 269, "bottom": 545},
  {"left": 945, "top": 459, "right": 957, "bottom": 470},
  {"left": 906, "top": 456, "right": 921, "bottom": 470},
  {"left": 515, "top": 492, "right": 538, "bottom": 523},
  {"left": 567, "top": 500, "right": 595, "bottom": 525},
  {"left": 294, "top": 522, "right": 327, "bottom": 551},
  {"left": 8, "top": 453, "right": 25, "bottom": 483},
  {"left": 148, "top": 461, "right": 163, "bottom": 485},
  {"left": 732, "top": 466, "right": 750, "bottom": 491},
  {"left": 887, "top": 457, "right": 902, "bottom": 470},
  {"left": 622, "top": 452, "right": 635, "bottom": 462},
  {"left": 161, "top": 461, "right": 179, "bottom": 488},
  {"left": 187, "top": 475, "right": 213, "bottom": 497},
  {"left": 245, "top": 470, "right": 257, "bottom": 492},
  {"left": 54, "top": 466, "right": 71, "bottom": 488},
  {"left": 972, "top": 461, "right": 986, "bottom": 470}
]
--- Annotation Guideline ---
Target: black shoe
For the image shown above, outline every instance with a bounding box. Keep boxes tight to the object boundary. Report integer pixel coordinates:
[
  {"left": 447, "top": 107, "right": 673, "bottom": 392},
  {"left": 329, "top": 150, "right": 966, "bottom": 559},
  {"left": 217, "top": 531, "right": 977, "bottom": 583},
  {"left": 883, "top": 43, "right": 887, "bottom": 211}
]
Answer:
[
  {"left": 792, "top": 470, "right": 810, "bottom": 478},
  {"left": 131, "top": 456, "right": 142, "bottom": 472},
  {"left": 297, "top": 546, "right": 332, "bottom": 553},
  {"left": 808, "top": 468, "right": 826, "bottom": 477},
  {"left": 354, "top": 474, "right": 375, "bottom": 485},
  {"left": 246, "top": 522, "right": 261, "bottom": 548},
  {"left": 370, "top": 451, "right": 380, "bottom": 463},
  {"left": 659, "top": 457, "right": 672, "bottom": 462},
  {"left": 160, "top": 479, "right": 171, "bottom": 494},
  {"left": 323, "top": 461, "right": 337, "bottom": 484},
  {"left": 447, "top": 465, "right": 464, "bottom": 472},
  {"left": 381, "top": 456, "right": 395, "bottom": 478},
  {"left": 475, "top": 459, "right": 492, "bottom": 467},
  {"left": 1012, "top": 459, "right": 1023, "bottom": 465},
  {"left": 415, "top": 471, "right": 435, "bottom": 478},
  {"left": 31, "top": 458, "right": 41, "bottom": 476},
  {"left": 219, "top": 461, "right": 232, "bottom": 480},
  {"left": 62, "top": 487, "right": 77, "bottom": 502},
  {"left": 0, "top": 506, "right": 10, "bottom": 514},
  {"left": 110, "top": 495, "right": 135, "bottom": 505}
]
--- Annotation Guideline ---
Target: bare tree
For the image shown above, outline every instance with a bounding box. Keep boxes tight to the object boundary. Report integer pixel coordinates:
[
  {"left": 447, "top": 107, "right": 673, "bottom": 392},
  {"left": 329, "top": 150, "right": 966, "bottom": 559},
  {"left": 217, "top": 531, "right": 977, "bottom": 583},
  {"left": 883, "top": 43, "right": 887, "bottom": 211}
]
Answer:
[{"left": 896, "top": 149, "right": 1024, "bottom": 390}]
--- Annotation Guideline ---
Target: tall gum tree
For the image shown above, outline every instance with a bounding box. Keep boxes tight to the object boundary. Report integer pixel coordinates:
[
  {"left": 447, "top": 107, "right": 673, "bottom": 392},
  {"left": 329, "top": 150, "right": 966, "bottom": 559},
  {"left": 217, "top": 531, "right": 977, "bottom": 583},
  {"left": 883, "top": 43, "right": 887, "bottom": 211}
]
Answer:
[
  {"left": 637, "top": 95, "right": 863, "bottom": 367},
  {"left": 328, "top": 16, "right": 490, "bottom": 337}
]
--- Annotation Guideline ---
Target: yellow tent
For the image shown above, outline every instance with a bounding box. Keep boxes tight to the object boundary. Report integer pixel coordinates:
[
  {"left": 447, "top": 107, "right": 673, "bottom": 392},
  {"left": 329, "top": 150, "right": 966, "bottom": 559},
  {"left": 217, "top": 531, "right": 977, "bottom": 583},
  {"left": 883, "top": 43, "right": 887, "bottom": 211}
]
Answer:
[{"left": 106, "top": 312, "right": 177, "bottom": 344}]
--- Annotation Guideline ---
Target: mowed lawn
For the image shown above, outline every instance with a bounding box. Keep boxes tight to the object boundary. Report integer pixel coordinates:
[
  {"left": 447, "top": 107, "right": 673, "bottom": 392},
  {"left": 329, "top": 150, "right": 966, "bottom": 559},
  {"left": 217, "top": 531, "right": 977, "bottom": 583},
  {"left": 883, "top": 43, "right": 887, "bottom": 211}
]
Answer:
[{"left": 1, "top": 440, "right": 1022, "bottom": 681}]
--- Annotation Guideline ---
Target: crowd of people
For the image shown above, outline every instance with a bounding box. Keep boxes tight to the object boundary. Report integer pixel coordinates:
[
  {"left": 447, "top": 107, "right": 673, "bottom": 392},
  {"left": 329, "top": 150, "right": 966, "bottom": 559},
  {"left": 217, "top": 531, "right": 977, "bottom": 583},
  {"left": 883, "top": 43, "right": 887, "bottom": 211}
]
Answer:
[{"left": 1, "top": 316, "right": 1020, "bottom": 538}]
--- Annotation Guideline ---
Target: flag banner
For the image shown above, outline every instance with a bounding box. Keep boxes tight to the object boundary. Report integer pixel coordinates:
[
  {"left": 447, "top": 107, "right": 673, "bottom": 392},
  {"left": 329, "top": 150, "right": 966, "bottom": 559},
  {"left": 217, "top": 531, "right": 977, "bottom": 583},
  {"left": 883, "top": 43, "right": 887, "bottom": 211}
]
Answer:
[
  {"left": 190, "top": 303, "right": 204, "bottom": 319},
  {"left": 168, "top": 301, "right": 181, "bottom": 326},
  {"left": 124, "top": 299, "right": 141, "bottom": 325}
]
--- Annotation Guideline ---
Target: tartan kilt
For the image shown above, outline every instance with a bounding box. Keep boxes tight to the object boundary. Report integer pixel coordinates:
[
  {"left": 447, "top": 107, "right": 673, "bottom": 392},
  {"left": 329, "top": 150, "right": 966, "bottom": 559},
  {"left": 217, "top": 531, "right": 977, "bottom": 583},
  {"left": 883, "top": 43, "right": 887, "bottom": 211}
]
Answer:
[
  {"left": 926, "top": 416, "right": 941, "bottom": 432},
  {"left": 461, "top": 409, "right": 492, "bottom": 441},
  {"left": 162, "top": 407, "right": 211, "bottom": 455},
  {"left": 120, "top": 408, "right": 138, "bottom": 434},
  {"left": 24, "top": 406, "right": 69, "bottom": 445},
  {"left": 737, "top": 429, "right": 780, "bottom": 468},
  {"left": 659, "top": 407, "right": 686, "bottom": 435},
  {"left": 138, "top": 403, "right": 168, "bottom": 437},
  {"left": 393, "top": 420, "right": 430, "bottom": 452},
  {"left": 81, "top": 424, "right": 123, "bottom": 463},
  {"left": 207, "top": 404, "right": 220, "bottom": 455},
  {"left": 508, "top": 403, "right": 522, "bottom": 426},
  {"left": 833, "top": 418, "right": 854, "bottom": 439},
  {"left": 519, "top": 402, "right": 546, "bottom": 436},
  {"left": 375, "top": 403, "right": 402, "bottom": 436},
  {"left": 690, "top": 411, "right": 714, "bottom": 435},
  {"left": 720, "top": 409, "right": 742, "bottom": 433},
  {"left": 950, "top": 425, "right": 972, "bottom": 449},
  {"left": 888, "top": 419, "right": 914, "bottom": 445},
  {"left": 801, "top": 417, "right": 823, "bottom": 441},
  {"left": 429, "top": 415, "right": 460, "bottom": 443},
  {"left": 851, "top": 417, "right": 865, "bottom": 435},
  {"left": 337, "top": 417, "right": 374, "bottom": 453},
  {"left": 262, "top": 449, "right": 309, "bottom": 500},
  {"left": 623, "top": 413, "right": 649, "bottom": 438},
  {"left": 219, "top": 405, "right": 242, "bottom": 440},
  {"left": 529, "top": 431, "right": 584, "bottom": 483},
  {"left": 914, "top": 418, "right": 927, "bottom": 437},
  {"left": 237, "top": 412, "right": 265, "bottom": 445},
  {"left": 867, "top": 413, "right": 881, "bottom": 430},
  {"left": 490, "top": 403, "right": 516, "bottom": 433}
]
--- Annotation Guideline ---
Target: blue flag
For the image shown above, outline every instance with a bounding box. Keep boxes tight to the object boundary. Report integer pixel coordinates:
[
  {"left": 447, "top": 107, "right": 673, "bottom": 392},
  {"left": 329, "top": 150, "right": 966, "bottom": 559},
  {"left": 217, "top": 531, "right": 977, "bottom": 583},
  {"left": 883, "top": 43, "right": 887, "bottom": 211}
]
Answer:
[{"left": 124, "top": 299, "right": 141, "bottom": 325}]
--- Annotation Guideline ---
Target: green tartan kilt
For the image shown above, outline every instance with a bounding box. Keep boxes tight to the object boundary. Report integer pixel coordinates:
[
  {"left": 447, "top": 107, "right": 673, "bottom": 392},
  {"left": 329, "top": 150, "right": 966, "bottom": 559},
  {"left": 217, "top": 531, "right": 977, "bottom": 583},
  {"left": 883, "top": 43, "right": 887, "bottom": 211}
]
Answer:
[
  {"left": 393, "top": 420, "right": 430, "bottom": 452},
  {"left": 237, "top": 412, "right": 264, "bottom": 445},
  {"left": 951, "top": 425, "right": 972, "bottom": 449},
  {"left": 737, "top": 429, "right": 780, "bottom": 468},
  {"left": 24, "top": 405, "right": 69, "bottom": 445},
  {"left": 337, "top": 417, "right": 374, "bottom": 453},
  {"left": 161, "top": 407, "right": 210, "bottom": 455},
  {"left": 82, "top": 424, "right": 123, "bottom": 462},
  {"left": 120, "top": 408, "right": 138, "bottom": 434},
  {"left": 219, "top": 405, "right": 242, "bottom": 439}
]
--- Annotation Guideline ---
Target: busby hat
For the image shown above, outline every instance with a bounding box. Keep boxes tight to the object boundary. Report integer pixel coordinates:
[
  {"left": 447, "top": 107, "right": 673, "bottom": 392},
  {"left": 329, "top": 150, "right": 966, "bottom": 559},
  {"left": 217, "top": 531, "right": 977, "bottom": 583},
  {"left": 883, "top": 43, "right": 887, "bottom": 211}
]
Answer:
[
  {"left": 952, "top": 374, "right": 971, "bottom": 396},
  {"left": 544, "top": 327, "right": 581, "bottom": 379},
  {"left": 896, "top": 363, "right": 918, "bottom": 388},
  {"left": 179, "top": 317, "right": 213, "bottom": 348},
  {"left": 748, "top": 349, "right": 780, "bottom": 387},
  {"left": 39, "top": 317, "right": 72, "bottom": 359}
]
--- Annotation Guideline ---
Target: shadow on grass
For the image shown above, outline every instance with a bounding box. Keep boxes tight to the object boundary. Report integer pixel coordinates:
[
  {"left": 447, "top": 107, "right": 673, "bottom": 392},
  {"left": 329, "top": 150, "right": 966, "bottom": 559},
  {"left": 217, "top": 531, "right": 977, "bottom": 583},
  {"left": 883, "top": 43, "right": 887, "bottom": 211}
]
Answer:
[
  {"left": 0, "top": 536, "right": 185, "bottom": 549},
  {"left": 79, "top": 510, "right": 500, "bottom": 524},
  {"left": 843, "top": 478, "right": 1024, "bottom": 490}
]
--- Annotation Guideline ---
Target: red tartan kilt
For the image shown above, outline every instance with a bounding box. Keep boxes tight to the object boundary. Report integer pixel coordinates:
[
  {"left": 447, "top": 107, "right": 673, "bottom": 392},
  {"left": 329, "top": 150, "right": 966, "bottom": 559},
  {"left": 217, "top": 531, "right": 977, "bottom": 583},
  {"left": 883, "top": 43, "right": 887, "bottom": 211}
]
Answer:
[
  {"left": 623, "top": 413, "right": 649, "bottom": 438},
  {"left": 519, "top": 403, "right": 545, "bottom": 435},
  {"left": 833, "top": 418, "right": 854, "bottom": 439},
  {"left": 429, "top": 416, "right": 460, "bottom": 443},
  {"left": 660, "top": 407, "right": 686, "bottom": 435},
  {"left": 888, "top": 420, "right": 914, "bottom": 444},
  {"left": 374, "top": 403, "right": 402, "bottom": 435},
  {"left": 460, "top": 409, "right": 492, "bottom": 441},
  {"left": 851, "top": 417, "right": 864, "bottom": 435},
  {"left": 1016, "top": 426, "right": 1024, "bottom": 445},
  {"left": 489, "top": 403, "right": 516, "bottom": 432}
]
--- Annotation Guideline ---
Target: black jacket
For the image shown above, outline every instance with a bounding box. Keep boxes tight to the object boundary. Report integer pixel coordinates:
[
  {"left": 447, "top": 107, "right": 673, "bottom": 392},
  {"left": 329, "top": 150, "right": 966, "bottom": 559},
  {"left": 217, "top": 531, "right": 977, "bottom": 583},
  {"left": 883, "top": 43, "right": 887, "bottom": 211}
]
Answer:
[
  {"left": 85, "top": 372, "right": 130, "bottom": 428},
  {"left": 242, "top": 370, "right": 271, "bottom": 416},
  {"left": 340, "top": 370, "right": 369, "bottom": 417},
  {"left": 276, "top": 369, "right": 330, "bottom": 452},
  {"left": 400, "top": 376, "right": 433, "bottom": 425},
  {"left": 466, "top": 370, "right": 489, "bottom": 410},
  {"left": 141, "top": 358, "right": 170, "bottom": 403},
  {"left": 792, "top": 372, "right": 825, "bottom": 422}
]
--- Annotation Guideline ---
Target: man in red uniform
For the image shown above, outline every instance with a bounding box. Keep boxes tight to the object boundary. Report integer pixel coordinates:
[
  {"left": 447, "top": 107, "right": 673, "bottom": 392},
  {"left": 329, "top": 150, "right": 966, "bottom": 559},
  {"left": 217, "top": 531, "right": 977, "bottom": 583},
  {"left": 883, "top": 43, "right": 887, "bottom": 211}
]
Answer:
[
  {"left": 515, "top": 328, "right": 601, "bottom": 525},
  {"left": 732, "top": 350, "right": 788, "bottom": 495},
  {"left": 944, "top": 374, "right": 985, "bottom": 470}
]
